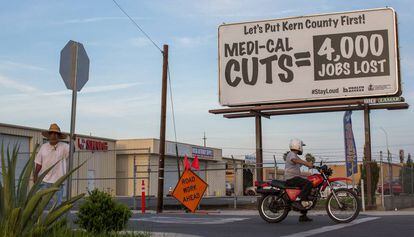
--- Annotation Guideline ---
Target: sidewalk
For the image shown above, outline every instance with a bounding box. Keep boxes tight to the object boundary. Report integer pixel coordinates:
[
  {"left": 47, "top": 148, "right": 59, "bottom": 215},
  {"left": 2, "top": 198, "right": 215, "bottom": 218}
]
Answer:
[{"left": 129, "top": 208, "right": 414, "bottom": 216}]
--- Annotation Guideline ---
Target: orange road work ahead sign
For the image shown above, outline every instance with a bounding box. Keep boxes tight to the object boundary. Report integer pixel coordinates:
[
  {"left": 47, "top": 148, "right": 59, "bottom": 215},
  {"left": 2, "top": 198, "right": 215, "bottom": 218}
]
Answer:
[{"left": 172, "top": 169, "right": 208, "bottom": 213}]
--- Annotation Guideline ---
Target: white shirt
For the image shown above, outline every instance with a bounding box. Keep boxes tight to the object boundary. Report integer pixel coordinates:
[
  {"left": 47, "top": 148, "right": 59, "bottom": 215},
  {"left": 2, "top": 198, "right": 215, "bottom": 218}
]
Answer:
[
  {"left": 35, "top": 142, "right": 69, "bottom": 183},
  {"left": 284, "top": 151, "right": 303, "bottom": 180}
]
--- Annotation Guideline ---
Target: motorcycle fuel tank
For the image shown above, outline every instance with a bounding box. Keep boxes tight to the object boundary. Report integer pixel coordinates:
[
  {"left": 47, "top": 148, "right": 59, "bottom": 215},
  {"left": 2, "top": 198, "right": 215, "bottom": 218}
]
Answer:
[{"left": 307, "top": 174, "right": 324, "bottom": 187}]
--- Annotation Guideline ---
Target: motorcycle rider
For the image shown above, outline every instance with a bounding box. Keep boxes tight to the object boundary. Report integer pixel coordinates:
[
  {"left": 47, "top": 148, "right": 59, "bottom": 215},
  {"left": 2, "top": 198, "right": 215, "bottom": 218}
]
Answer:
[{"left": 284, "top": 138, "right": 314, "bottom": 222}]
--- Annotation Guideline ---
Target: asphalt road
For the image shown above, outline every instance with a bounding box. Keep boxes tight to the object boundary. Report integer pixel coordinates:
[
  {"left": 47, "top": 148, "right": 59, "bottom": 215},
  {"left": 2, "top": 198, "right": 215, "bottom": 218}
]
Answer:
[{"left": 124, "top": 212, "right": 414, "bottom": 237}]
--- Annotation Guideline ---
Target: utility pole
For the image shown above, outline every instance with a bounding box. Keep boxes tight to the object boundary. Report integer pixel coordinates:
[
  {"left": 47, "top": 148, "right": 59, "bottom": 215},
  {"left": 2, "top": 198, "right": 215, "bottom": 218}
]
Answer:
[
  {"left": 157, "top": 44, "right": 168, "bottom": 213},
  {"left": 203, "top": 132, "right": 207, "bottom": 147}
]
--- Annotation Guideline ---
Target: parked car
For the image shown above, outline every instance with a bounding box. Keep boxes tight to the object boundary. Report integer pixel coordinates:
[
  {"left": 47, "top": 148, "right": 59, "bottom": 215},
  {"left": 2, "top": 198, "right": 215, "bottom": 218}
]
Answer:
[
  {"left": 244, "top": 186, "right": 257, "bottom": 196},
  {"left": 226, "top": 182, "right": 234, "bottom": 196},
  {"left": 245, "top": 180, "right": 271, "bottom": 196},
  {"left": 378, "top": 181, "right": 402, "bottom": 195}
]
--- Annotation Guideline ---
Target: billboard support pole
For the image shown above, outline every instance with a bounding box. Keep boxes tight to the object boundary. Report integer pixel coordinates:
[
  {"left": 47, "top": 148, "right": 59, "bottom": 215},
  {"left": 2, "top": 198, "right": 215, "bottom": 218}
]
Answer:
[
  {"left": 157, "top": 44, "right": 168, "bottom": 213},
  {"left": 364, "top": 105, "right": 373, "bottom": 207},
  {"left": 255, "top": 115, "right": 263, "bottom": 182}
]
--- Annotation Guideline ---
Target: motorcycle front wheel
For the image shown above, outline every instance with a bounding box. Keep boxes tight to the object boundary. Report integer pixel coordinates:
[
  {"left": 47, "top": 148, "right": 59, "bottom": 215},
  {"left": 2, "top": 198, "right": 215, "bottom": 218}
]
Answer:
[
  {"left": 326, "top": 188, "right": 361, "bottom": 223},
  {"left": 258, "top": 194, "right": 289, "bottom": 223}
]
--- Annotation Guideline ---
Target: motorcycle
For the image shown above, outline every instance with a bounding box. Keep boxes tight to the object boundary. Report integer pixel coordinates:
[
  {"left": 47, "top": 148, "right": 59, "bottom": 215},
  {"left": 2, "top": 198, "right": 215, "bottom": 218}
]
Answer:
[{"left": 257, "top": 163, "right": 361, "bottom": 223}]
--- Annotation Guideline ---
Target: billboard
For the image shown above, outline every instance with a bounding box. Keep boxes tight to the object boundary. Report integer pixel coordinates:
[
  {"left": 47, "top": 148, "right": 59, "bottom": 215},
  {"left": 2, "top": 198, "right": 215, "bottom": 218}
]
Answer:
[{"left": 218, "top": 8, "right": 399, "bottom": 106}]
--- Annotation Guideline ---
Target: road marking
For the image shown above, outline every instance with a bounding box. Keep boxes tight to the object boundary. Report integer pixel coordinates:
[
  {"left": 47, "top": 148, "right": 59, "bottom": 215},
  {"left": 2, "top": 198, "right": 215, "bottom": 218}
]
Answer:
[
  {"left": 281, "top": 217, "right": 380, "bottom": 237},
  {"left": 151, "top": 232, "right": 201, "bottom": 237},
  {"left": 120, "top": 231, "right": 201, "bottom": 237},
  {"left": 130, "top": 216, "right": 249, "bottom": 225}
]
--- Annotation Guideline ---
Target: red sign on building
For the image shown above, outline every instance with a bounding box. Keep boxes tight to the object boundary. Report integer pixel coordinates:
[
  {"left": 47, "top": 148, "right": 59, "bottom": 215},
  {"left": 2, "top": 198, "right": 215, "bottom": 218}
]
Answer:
[{"left": 77, "top": 138, "right": 108, "bottom": 151}]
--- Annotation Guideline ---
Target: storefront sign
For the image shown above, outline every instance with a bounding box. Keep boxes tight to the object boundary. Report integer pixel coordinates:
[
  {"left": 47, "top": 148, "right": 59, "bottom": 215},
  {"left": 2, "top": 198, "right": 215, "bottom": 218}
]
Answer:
[
  {"left": 166, "top": 141, "right": 192, "bottom": 157},
  {"left": 77, "top": 138, "right": 108, "bottom": 151},
  {"left": 218, "top": 8, "right": 399, "bottom": 106},
  {"left": 172, "top": 169, "right": 208, "bottom": 213},
  {"left": 245, "top": 155, "right": 256, "bottom": 164},
  {"left": 192, "top": 147, "right": 214, "bottom": 158},
  {"left": 364, "top": 96, "right": 403, "bottom": 104}
]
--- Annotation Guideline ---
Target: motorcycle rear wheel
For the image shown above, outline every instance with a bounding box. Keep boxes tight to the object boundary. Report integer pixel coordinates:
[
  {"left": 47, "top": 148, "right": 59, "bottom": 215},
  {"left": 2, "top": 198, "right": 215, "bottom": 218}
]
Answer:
[{"left": 258, "top": 194, "right": 289, "bottom": 223}]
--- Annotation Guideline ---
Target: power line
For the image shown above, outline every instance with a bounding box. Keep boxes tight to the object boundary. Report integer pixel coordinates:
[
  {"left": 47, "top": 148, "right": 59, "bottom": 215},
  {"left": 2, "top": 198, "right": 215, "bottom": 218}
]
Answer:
[
  {"left": 111, "top": 0, "right": 163, "bottom": 53},
  {"left": 167, "top": 65, "right": 178, "bottom": 145}
]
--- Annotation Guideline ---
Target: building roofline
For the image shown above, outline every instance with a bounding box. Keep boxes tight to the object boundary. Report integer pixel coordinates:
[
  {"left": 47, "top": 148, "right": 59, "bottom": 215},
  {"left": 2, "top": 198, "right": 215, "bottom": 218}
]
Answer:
[
  {"left": 0, "top": 122, "right": 116, "bottom": 142},
  {"left": 117, "top": 138, "right": 221, "bottom": 151}
]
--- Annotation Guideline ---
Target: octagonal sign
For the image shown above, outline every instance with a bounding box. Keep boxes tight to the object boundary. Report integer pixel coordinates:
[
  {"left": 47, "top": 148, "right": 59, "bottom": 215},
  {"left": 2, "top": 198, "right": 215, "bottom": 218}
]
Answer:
[{"left": 59, "top": 40, "right": 90, "bottom": 91}]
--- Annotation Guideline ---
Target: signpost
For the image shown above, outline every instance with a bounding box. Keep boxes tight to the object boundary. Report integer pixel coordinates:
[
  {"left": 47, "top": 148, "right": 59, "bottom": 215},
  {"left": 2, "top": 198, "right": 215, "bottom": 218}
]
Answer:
[
  {"left": 171, "top": 169, "right": 208, "bottom": 213},
  {"left": 218, "top": 8, "right": 399, "bottom": 106},
  {"left": 59, "top": 40, "right": 90, "bottom": 199}
]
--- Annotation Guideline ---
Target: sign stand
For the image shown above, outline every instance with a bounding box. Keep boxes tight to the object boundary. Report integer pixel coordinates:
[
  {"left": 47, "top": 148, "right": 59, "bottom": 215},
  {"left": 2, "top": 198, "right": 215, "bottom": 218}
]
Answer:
[
  {"left": 363, "top": 106, "right": 373, "bottom": 207},
  {"left": 212, "top": 7, "right": 406, "bottom": 209},
  {"left": 210, "top": 99, "right": 408, "bottom": 205},
  {"left": 59, "top": 40, "right": 90, "bottom": 200},
  {"left": 67, "top": 42, "right": 78, "bottom": 200},
  {"left": 171, "top": 169, "right": 208, "bottom": 213}
]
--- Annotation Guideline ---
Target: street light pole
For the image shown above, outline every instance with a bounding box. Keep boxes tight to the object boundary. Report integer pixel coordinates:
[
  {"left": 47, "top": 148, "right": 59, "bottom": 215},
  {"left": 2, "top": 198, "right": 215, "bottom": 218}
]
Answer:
[
  {"left": 380, "top": 127, "right": 393, "bottom": 196},
  {"left": 380, "top": 151, "right": 385, "bottom": 209}
]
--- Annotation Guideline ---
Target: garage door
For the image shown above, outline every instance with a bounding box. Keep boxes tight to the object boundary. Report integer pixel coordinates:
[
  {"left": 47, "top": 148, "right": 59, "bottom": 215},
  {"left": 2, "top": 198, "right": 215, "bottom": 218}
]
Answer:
[
  {"left": 163, "top": 158, "right": 207, "bottom": 195},
  {"left": 164, "top": 158, "right": 181, "bottom": 195},
  {"left": 0, "top": 134, "right": 30, "bottom": 184},
  {"left": 194, "top": 160, "right": 206, "bottom": 181}
]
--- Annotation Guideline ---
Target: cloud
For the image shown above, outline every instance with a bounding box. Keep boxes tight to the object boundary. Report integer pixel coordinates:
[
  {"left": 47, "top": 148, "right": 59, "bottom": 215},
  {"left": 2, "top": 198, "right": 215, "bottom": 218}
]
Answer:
[
  {"left": 173, "top": 35, "right": 215, "bottom": 48},
  {"left": 162, "top": 0, "right": 301, "bottom": 19},
  {"left": 129, "top": 37, "right": 152, "bottom": 48},
  {"left": 0, "top": 75, "right": 40, "bottom": 93},
  {"left": 0, "top": 60, "right": 47, "bottom": 72},
  {"left": 55, "top": 16, "right": 148, "bottom": 25},
  {"left": 0, "top": 77, "right": 142, "bottom": 98}
]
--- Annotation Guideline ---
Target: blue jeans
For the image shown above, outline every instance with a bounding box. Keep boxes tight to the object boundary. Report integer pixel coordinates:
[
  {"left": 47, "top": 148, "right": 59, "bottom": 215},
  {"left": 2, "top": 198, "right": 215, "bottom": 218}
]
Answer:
[{"left": 40, "top": 182, "right": 64, "bottom": 207}]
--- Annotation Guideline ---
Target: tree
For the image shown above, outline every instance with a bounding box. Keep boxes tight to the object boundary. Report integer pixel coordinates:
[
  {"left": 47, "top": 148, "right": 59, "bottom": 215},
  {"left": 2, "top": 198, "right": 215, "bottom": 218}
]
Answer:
[
  {"left": 282, "top": 151, "right": 290, "bottom": 161},
  {"left": 0, "top": 144, "right": 85, "bottom": 237},
  {"left": 305, "top": 153, "right": 316, "bottom": 164},
  {"left": 400, "top": 164, "right": 414, "bottom": 194},
  {"left": 407, "top": 153, "right": 412, "bottom": 166},
  {"left": 399, "top": 149, "right": 405, "bottom": 164},
  {"left": 400, "top": 155, "right": 414, "bottom": 194},
  {"left": 359, "top": 161, "right": 380, "bottom": 205}
]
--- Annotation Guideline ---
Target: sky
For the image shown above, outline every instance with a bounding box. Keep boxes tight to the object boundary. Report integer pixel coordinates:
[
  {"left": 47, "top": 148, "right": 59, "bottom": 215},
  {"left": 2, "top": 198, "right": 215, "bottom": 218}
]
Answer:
[{"left": 0, "top": 0, "right": 413, "bottom": 163}]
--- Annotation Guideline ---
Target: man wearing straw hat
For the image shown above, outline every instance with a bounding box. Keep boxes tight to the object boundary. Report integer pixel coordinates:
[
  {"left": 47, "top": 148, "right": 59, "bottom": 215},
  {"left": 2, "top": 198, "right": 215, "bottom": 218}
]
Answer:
[{"left": 34, "top": 123, "right": 70, "bottom": 206}]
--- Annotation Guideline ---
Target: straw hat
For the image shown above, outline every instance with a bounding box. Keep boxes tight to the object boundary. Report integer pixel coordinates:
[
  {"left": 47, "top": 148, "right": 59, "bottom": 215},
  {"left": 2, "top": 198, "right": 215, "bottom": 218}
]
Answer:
[{"left": 41, "top": 123, "right": 67, "bottom": 139}]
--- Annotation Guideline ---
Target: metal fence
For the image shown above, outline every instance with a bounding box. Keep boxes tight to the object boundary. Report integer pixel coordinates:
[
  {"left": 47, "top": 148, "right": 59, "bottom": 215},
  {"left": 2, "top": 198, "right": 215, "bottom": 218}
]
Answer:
[{"left": 2, "top": 148, "right": 414, "bottom": 210}]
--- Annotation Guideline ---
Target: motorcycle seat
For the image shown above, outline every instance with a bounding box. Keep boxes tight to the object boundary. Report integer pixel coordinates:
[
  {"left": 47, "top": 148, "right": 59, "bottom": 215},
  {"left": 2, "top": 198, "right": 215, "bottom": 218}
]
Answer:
[{"left": 270, "top": 180, "right": 287, "bottom": 188}]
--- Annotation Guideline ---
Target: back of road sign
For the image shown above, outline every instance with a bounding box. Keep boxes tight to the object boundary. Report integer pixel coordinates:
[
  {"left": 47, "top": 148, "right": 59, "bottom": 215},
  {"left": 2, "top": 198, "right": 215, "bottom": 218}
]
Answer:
[
  {"left": 172, "top": 169, "right": 208, "bottom": 213},
  {"left": 59, "top": 40, "right": 90, "bottom": 91}
]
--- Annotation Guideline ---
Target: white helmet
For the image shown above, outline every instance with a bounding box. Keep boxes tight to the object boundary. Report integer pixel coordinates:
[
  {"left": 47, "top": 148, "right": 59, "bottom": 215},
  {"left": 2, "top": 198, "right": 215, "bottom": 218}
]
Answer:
[{"left": 289, "top": 138, "right": 306, "bottom": 155}]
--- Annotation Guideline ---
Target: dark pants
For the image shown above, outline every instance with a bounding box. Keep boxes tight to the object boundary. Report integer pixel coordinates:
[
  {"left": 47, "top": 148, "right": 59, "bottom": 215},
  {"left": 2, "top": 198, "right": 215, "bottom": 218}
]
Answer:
[
  {"left": 286, "top": 176, "right": 312, "bottom": 201},
  {"left": 286, "top": 176, "right": 312, "bottom": 216}
]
